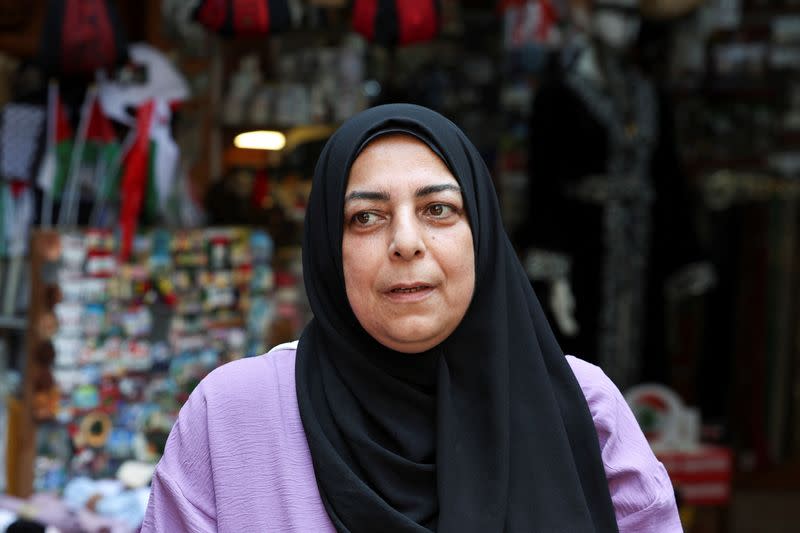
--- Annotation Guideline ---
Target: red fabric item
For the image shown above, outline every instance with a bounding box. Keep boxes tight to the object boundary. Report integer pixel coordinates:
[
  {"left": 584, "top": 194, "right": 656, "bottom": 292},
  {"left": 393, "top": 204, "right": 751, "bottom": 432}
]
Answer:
[
  {"left": 119, "top": 101, "right": 154, "bottom": 262},
  {"left": 396, "top": 0, "right": 438, "bottom": 46},
  {"left": 250, "top": 169, "right": 270, "bottom": 209},
  {"left": 536, "top": 0, "right": 558, "bottom": 41},
  {"left": 9, "top": 179, "right": 27, "bottom": 197},
  {"left": 55, "top": 93, "right": 72, "bottom": 142},
  {"left": 85, "top": 100, "right": 116, "bottom": 143},
  {"left": 232, "top": 0, "right": 270, "bottom": 35},
  {"left": 352, "top": 0, "right": 378, "bottom": 42},
  {"left": 196, "top": 0, "right": 227, "bottom": 30},
  {"left": 60, "top": 0, "right": 117, "bottom": 74}
]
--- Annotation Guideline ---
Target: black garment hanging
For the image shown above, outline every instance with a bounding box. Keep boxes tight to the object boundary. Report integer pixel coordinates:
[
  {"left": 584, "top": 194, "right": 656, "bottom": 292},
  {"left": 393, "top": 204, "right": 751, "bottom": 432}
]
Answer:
[
  {"left": 523, "top": 67, "right": 700, "bottom": 388},
  {"left": 295, "top": 103, "right": 619, "bottom": 532}
]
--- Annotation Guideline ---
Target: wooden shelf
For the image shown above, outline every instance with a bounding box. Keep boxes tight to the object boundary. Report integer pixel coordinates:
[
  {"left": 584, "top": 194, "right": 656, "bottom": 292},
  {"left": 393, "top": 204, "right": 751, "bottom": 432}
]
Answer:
[{"left": 7, "top": 230, "right": 56, "bottom": 497}]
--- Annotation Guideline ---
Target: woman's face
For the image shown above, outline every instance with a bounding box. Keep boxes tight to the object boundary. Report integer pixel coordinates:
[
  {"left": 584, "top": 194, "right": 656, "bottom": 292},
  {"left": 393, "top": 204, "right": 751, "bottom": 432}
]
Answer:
[{"left": 342, "top": 134, "right": 475, "bottom": 353}]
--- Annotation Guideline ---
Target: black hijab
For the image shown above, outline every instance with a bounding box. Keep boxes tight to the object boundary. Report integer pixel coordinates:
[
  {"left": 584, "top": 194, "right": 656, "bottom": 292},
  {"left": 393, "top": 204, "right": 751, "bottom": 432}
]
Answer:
[{"left": 295, "top": 104, "right": 619, "bottom": 532}]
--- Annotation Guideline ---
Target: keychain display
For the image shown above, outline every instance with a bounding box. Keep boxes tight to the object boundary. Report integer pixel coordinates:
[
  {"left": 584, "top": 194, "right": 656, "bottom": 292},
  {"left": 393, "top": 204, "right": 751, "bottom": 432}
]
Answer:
[{"left": 35, "top": 226, "right": 286, "bottom": 491}]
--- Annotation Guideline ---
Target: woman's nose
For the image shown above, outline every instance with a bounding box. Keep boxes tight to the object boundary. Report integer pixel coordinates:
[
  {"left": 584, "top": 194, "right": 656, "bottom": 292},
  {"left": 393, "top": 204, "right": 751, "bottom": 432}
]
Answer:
[{"left": 389, "top": 212, "right": 426, "bottom": 260}]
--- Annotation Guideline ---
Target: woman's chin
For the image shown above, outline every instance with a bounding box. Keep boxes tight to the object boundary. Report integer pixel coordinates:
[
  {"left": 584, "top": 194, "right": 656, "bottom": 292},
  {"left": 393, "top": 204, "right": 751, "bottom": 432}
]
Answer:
[{"left": 373, "top": 321, "right": 452, "bottom": 354}]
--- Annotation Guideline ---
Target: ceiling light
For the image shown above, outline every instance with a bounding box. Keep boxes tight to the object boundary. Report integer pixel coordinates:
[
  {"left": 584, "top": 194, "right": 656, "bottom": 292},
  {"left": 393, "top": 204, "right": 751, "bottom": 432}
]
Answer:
[{"left": 234, "top": 130, "right": 286, "bottom": 151}]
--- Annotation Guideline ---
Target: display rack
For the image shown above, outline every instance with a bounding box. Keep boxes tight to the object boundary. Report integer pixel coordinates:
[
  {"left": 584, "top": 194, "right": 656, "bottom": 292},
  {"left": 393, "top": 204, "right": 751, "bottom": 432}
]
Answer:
[{"left": 6, "top": 226, "right": 312, "bottom": 497}]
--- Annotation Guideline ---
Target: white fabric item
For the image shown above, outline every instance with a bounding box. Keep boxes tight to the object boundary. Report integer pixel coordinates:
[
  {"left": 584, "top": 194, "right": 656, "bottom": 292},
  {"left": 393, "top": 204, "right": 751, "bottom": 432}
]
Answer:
[
  {"left": 37, "top": 145, "right": 56, "bottom": 192},
  {"left": 100, "top": 43, "right": 189, "bottom": 125},
  {"left": 149, "top": 99, "right": 179, "bottom": 212},
  {"left": 37, "top": 82, "right": 60, "bottom": 193},
  {"left": 550, "top": 277, "right": 580, "bottom": 337},
  {"left": 3, "top": 185, "right": 33, "bottom": 256}
]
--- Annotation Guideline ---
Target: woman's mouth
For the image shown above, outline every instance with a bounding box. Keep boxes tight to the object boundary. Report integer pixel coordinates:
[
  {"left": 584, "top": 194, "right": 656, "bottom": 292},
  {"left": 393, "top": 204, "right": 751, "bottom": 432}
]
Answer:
[
  {"left": 391, "top": 286, "right": 431, "bottom": 293},
  {"left": 385, "top": 283, "right": 435, "bottom": 302}
]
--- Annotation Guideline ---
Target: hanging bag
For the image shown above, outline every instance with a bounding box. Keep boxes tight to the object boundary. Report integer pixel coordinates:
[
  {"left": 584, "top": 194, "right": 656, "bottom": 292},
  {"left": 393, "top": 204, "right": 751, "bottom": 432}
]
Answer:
[
  {"left": 39, "top": 0, "right": 128, "bottom": 76},
  {"left": 352, "top": 0, "right": 442, "bottom": 47}
]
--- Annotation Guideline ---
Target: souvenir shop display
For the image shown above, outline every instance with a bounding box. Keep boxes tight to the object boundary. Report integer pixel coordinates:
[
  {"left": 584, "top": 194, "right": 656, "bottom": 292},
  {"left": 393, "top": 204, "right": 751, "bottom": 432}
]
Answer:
[
  {"left": 6, "top": 226, "right": 313, "bottom": 509},
  {"left": 3, "top": 8, "right": 505, "bottom": 512},
  {"left": 1, "top": 2, "right": 500, "bottom": 522}
]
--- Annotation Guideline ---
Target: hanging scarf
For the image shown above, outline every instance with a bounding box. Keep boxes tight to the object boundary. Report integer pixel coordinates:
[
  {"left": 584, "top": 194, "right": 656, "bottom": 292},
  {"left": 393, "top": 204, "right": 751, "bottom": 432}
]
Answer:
[{"left": 295, "top": 104, "right": 619, "bottom": 532}]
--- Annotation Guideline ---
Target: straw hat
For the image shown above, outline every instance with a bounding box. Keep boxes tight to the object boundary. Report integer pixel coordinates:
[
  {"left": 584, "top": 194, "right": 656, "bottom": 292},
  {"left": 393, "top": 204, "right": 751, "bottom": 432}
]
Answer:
[{"left": 640, "top": 0, "right": 707, "bottom": 20}]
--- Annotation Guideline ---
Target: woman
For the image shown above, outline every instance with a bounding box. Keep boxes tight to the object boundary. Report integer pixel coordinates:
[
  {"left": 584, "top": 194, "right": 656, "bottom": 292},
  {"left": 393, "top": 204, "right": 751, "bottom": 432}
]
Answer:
[{"left": 142, "top": 104, "right": 681, "bottom": 532}]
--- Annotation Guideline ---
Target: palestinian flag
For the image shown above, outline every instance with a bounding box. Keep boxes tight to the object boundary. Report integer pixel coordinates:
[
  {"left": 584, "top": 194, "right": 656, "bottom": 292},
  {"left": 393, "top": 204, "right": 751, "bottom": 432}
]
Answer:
[
  {"left": 58, "top": 86, "right": 123, "bottom": 227},
  {"left": 84, "top": 97, "right": 123, "bottom": 206},
  {"left": 37, "top": 82, "right": 73, "bottom": 202},
  {"left": 118, "top": 98, "right": 178, "bottom": 260}
]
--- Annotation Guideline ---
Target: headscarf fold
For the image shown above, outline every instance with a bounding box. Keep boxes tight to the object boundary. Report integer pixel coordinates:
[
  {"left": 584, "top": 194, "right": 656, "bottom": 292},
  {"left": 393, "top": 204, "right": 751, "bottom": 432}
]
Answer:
[{"left": 296, "top": 103, "right": 619, "bottom": 532}]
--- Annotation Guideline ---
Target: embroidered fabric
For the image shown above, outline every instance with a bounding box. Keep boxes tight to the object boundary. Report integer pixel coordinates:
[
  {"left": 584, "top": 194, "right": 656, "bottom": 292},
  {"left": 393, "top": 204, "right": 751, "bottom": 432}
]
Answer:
[{"left": 564, "top": 67, "right": 658, "bottom": 389}]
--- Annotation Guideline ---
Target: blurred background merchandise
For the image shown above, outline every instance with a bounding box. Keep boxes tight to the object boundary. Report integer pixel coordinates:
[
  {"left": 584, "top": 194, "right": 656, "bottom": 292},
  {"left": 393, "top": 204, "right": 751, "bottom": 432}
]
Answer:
[{"left": 0, "top": 0, "right": 798, "bottom": 531}]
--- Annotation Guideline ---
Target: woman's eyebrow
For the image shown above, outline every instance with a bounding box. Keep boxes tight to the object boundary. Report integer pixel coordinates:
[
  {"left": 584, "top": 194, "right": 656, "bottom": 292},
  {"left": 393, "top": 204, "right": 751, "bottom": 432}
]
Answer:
[
  {"left": 345, "top": 190, "right": 390, "bottom": 203},
  {"left": 415, "top": 184, "right": 461, "bottom": 197}
]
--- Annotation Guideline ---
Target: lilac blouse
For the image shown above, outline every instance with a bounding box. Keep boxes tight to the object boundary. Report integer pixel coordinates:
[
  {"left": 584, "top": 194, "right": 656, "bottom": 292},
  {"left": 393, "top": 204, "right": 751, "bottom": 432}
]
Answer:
[{"left": 142, "top": 342, "right": 683, "bottom": 532}]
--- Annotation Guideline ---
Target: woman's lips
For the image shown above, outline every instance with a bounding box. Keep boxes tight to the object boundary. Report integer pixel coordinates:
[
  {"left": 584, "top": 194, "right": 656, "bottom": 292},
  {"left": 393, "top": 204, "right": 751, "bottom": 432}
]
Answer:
[{"left": 384, "top": 283, "right": 435, "bottom": 302}]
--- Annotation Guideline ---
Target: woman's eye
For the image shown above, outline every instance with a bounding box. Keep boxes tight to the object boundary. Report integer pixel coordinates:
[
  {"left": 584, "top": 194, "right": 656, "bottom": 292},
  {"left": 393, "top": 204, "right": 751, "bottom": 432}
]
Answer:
[
  {"left": 427, "top": 204, "right": 454, "bottom": 218},
  {"left": 352, "top": 212, "right": 376, "bottom": 226}
]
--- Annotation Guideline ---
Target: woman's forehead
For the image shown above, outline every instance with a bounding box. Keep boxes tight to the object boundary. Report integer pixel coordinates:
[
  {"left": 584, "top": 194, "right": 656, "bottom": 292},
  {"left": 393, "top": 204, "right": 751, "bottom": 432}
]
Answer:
[{"left": 346, "top": 134, "right": 458, "bottom": 192}]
